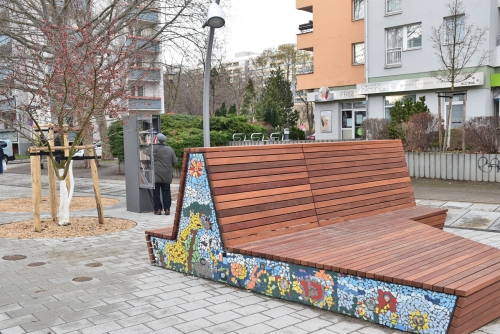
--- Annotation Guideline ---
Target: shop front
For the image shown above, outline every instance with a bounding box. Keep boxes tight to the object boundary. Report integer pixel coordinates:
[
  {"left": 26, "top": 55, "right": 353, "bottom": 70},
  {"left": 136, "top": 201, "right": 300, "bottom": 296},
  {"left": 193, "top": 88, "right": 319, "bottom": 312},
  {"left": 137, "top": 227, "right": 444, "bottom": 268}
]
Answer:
[{"left": 308, "top": 87, "right": 366, "bottom": 140}]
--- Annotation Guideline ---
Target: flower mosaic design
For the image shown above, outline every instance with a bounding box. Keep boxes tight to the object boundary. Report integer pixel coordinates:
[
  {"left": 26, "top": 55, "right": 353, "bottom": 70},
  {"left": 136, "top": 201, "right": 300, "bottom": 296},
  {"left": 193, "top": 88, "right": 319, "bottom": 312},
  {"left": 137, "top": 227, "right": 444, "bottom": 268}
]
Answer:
[
  {"left": 189, "top": 160, "right": 203, "bottom": 178},
  {"left": 149, "top": 153, "right": 458, "bottom": 334},
  {"left": 409, "top": 310, "right": 430, "bottom": 332}
]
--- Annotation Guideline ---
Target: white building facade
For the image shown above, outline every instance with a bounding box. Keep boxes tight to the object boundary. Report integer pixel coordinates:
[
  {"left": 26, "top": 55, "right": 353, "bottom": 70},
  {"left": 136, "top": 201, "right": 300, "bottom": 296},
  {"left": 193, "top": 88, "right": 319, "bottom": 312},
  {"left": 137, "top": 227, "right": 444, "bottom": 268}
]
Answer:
[{"left": 309, "top": 0, "right": 500, "bottom": 140}]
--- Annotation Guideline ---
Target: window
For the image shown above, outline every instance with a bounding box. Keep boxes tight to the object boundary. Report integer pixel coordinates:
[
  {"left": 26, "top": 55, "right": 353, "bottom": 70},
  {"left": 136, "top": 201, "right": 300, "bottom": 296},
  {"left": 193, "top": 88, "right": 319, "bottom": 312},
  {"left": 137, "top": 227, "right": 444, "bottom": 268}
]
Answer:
[
  {"left": 131, "top": 86, "right": 144, "bottom": 97},
  {"left": 445, "top": 15, "right": 465, "bottom": 44},
  {"left": 384, "top": 95, "right": 416, "bottom": 120},
  {"left": 353, "top": 43, "right": 365, "bottom": 64},
  {"left": 406, "top": 23, "right": 422, "bottom": 49},
  {"left": 386, "top": 27, "right": 403, "bottom": 65},
  {"left": 386, "top": 23, "right": 422, "bottom": 65},
  {"left": 386, "top": 0, "right": 402, "bottom": 14},
  {"left": 353, "top": 0, "right": 364, "bottom": 20}
]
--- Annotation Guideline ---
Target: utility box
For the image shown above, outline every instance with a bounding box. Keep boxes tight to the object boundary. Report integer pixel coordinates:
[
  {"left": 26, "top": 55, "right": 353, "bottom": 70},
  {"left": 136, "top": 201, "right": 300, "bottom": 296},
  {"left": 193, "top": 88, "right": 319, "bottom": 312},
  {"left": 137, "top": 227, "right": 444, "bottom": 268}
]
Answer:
[{"left": 124, "top": 114, "right": 161, "bottom": 213}]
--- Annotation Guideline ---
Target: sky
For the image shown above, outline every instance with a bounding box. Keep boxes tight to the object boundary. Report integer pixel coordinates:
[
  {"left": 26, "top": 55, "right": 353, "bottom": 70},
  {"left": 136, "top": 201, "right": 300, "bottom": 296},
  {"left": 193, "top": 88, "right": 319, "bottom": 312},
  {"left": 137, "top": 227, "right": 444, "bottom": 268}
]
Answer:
[{"left": 223, "top": 0, "right": 312, "bottom": 59}]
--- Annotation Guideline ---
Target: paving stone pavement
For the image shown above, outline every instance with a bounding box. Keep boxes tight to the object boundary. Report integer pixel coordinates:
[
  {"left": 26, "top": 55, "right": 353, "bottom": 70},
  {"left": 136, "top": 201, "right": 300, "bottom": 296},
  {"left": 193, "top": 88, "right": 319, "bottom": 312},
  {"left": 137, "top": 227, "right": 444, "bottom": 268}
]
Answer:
[
  {"left": 2, "top": 174, "right": 500, "bottom": 333},
  {"left": 417, "top": 200, "right": 500, "bottom": 231}
]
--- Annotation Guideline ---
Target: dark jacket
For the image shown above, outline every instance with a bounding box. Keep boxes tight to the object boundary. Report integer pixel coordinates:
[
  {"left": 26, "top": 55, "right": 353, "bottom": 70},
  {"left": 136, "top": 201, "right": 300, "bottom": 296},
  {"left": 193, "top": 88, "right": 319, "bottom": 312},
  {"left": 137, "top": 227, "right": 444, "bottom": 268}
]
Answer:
[{"left": 146, "top": 144, "right": 178, "bottom": 184}]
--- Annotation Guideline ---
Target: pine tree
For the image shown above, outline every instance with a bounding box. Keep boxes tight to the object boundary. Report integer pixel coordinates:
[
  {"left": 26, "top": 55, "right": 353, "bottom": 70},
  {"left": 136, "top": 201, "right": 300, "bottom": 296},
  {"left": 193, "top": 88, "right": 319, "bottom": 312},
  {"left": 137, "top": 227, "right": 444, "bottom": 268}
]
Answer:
[
  {"left": 215, "top": 102, "right": 227, "bottom": 117},
  {"left": 228, "top": 104, "right": 237, "bottom": 115},
  {"left": 256, "top": 68, "right": 298, "bottom": 131},
  {"left": 240, "top": 79, "right": 256, "bottom": 115}
]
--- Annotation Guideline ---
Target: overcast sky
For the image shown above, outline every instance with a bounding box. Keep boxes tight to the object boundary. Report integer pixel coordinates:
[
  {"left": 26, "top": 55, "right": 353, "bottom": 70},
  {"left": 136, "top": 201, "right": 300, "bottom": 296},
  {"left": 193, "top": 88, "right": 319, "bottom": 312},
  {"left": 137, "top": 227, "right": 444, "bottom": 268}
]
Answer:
[{"left": 223, "top": 0, "right": 312, "bottom": 59}]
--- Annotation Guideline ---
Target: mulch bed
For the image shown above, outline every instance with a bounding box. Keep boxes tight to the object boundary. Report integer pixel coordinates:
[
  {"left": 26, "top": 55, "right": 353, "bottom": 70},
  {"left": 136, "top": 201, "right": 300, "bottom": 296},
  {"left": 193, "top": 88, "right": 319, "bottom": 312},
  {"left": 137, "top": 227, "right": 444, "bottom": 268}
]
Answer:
[
  {"left": 0, "top": 197, "right": 119, "bottom": 213},
  {"left": 0, "top": 217, "right": 136, "bottom": 239}
]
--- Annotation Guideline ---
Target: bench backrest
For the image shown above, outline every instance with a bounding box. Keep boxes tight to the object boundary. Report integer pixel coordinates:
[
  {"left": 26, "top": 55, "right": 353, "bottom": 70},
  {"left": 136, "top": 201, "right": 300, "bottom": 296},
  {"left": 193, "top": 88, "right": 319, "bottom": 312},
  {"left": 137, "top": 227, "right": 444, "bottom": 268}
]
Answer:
[
  {"left": 186, "top": 140, "right": 414, "bottom": 247},
  {"left": 303, "top": 141, "right": 415, "bottom": 226},
  {"left": 203, "top": 145, "right": 319, "bottom": 247}
]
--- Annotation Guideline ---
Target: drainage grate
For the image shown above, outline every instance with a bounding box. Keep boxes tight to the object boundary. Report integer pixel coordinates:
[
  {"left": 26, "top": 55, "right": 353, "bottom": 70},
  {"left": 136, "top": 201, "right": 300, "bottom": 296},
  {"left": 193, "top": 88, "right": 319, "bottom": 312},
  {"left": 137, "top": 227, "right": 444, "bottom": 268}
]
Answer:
[
  {"left": 85, "top": 263, "right": 102, "bottom": 268},
  {"left": 445, "top": 226, "right": 500, "bottom": 233},
  {"left": 73, "top": 277, "right": 93, "bottom": 282},
  {"left": 27, "top": 262, "right": 46, "bottom": 267},
  {"left": 2, "top": 255, "right": 27, "bottom": 261}
]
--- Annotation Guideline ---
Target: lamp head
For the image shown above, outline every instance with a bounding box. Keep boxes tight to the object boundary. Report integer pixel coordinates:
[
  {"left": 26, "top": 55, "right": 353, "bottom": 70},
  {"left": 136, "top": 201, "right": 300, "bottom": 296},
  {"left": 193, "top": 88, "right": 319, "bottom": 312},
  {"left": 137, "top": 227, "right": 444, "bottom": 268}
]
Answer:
[
  {"left": 167, "top": 72, "right": 175, "bottom": 83},
  {"left": 202, "top": 2, "right": 225, "bottom": 29}
]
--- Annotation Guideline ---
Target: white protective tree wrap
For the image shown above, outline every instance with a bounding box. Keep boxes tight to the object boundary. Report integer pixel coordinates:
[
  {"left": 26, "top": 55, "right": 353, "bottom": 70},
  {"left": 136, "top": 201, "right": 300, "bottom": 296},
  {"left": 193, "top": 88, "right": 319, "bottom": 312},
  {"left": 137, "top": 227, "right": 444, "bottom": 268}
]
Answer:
[{"left": 58, "top": 161, "right": 74, "bottom": 226}]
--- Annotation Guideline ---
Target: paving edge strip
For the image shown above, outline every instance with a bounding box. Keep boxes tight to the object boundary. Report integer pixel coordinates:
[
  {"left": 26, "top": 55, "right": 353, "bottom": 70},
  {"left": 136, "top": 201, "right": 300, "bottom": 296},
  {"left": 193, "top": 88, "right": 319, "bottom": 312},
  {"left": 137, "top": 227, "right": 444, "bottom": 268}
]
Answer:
[{"left": 445, "top": 226, "right": 500, "bottom": 233}]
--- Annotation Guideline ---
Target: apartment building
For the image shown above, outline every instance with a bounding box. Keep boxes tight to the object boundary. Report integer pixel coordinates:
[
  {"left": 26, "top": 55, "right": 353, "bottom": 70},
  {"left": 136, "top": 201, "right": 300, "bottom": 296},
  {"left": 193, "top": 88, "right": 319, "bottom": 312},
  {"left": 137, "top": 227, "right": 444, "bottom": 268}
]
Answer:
[
  {"left": 297, "top": 0, "right": 500, "bottom": 140},
  {"left": 0, "top": 1, "right": 165, "bottom": 154}
]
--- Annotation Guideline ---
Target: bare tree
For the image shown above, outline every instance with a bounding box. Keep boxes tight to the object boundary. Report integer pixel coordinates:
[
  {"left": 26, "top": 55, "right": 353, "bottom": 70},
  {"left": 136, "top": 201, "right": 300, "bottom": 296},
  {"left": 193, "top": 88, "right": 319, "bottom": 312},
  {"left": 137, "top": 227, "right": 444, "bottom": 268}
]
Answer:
[{"left": 429, "top": 0, "right": 489, "bottom": 152}]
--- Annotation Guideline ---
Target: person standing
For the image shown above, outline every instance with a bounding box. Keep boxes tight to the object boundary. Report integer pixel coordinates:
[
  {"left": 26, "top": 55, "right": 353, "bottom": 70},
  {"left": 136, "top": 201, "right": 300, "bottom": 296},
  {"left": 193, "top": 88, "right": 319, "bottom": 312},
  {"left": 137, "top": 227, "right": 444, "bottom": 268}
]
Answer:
[
  {"left": 150, "top": 133, "right": 178, "bottom": 215},
  {"left": 0, "top": 144, "right": 4, "bottom": 174}
]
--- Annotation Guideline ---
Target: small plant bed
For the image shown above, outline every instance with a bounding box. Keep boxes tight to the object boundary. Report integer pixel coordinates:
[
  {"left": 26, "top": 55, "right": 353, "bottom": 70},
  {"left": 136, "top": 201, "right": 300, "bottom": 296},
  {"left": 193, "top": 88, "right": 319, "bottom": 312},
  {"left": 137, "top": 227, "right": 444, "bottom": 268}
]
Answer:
[
  {"left": 0, "top": 217, "right": 136, "bottom": 239},
  {"left": 0, "top": 197, "right": 119, "bottom": 213}
]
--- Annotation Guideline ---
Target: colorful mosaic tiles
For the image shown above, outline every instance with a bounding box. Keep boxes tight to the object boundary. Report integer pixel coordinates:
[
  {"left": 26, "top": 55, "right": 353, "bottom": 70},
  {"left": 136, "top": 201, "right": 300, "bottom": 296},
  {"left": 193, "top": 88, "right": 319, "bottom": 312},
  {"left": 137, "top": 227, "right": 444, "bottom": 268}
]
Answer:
[{"left": 150, "top": 153, "right": 458, "bottom": 334}]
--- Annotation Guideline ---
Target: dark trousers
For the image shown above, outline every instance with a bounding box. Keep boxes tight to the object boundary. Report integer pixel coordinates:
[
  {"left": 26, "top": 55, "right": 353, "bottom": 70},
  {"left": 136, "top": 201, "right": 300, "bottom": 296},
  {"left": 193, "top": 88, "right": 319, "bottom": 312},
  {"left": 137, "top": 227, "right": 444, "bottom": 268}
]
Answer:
[{"left": 153, "top": 183, "right": 171, "bottom": 212}]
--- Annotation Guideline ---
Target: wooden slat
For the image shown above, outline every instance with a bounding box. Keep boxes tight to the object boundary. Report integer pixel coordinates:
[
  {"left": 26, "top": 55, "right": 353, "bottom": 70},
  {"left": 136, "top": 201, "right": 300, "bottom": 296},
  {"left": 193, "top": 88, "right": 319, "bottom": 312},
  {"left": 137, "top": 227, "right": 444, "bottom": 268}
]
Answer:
[
  {"left": 302, "top": 140, "right": 400, "bottom": 151},
  {"left": 308, "top": 160, "right": 407, "bottom": 178},
  {"left": 314, "top": 187, "right": 413, "bottom": 209},
  {"left": 309, "top": 167, "right": 409, "bottom": 183},
  {"left": 305, "top": 152, "right": 403, "bottom": 166},
  {"left": 215, "top": 184, "right": 312, "bottom": 203},
  {"left": 219, "top": 203, "right": 316, "bottom": 226},
  {"left": 210, "top": 166, "right": 308, "bottom": 181},
  {"left": 223, "top": 216, "right": 318, "bottom": 241},
  {"left": 212, "top": 178, "right": 310, "bottom": 196},
  {"left": 310, "top": 171, "right": 410, "bottom": 190},
  {"left": 218, "top": 197, "right": 314, "bottom": 218},
  {"left": 307, "top": 157, "right": 406, "bottom": 173},
  {"left": 207, "top": 159, "right": 306, "bottom": 174},
  {"left": 216, "top": 191, "right": 313, "bottom": 211},
  {"left": 207, "top": 153, "right": 305, "bottom": 166},
  {"left": 312, "top": 177, "right": 411, "bottom": 196},
  {"left": 221, "top": 209, "right": 318, "bottom": 233},
  {"left": 205, "top": 147, "right": 303, "bottom": 159},
  {"left": 304, "top": 146, "right": 403, "bottom": 160},
  {"left": 315, "top": 192, "right": 414, "bottom": 215},
  {"left": 211, "top": 172, "right": 310, "bottom": 188}
]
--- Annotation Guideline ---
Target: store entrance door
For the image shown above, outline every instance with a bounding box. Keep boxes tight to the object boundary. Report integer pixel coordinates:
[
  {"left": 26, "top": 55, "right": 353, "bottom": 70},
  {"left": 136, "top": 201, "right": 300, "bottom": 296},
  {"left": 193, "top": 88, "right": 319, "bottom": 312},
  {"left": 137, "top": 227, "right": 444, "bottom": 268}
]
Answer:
[{"left": 341, "top": 101, "right": 367, "bottom": 139}]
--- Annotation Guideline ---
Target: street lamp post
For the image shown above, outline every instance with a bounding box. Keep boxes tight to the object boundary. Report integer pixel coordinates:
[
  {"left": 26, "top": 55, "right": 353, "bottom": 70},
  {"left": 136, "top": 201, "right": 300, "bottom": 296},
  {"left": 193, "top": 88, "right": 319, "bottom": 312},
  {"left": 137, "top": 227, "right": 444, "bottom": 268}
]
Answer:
[
  {"left": 167, "top": 72, "right": 175, "bottom": 114},
  {"left": 202, "top": 1, "right": 225, "bottom": 147}
]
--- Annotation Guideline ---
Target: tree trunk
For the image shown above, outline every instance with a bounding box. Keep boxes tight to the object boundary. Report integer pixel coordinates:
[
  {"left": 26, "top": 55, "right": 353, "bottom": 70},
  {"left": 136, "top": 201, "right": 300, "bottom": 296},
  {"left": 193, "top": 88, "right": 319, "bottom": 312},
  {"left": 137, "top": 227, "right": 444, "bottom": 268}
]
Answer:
[
  {"left": 462, "top": 93, "right": 467, "bottom": 152},
  {"left": 444, "top": 92, "right": 454, "bottom": 152},
  {"left": 57, "top": 161, "right": 74, "bottom": 226},
  {"left": 97, "top": 115, "right": 113, "bottom": 160},
  {"left": 438, "top": 95, "right": 442, "bottom": 151}
]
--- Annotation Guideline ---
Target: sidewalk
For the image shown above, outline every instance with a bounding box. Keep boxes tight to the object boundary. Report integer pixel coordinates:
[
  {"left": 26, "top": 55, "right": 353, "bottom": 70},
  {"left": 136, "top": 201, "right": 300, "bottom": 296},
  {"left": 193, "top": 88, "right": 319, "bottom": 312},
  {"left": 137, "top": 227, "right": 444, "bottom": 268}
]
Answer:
[{"left": 1, "top": 173, "right": 500, "bottom": 333}]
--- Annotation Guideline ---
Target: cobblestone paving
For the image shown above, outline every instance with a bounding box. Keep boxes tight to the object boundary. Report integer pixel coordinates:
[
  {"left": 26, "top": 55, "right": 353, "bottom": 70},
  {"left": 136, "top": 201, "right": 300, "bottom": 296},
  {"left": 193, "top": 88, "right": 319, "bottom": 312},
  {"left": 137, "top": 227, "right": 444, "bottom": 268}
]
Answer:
[{"left": 1, "top": 174, "right": 500, "bottom": 333}]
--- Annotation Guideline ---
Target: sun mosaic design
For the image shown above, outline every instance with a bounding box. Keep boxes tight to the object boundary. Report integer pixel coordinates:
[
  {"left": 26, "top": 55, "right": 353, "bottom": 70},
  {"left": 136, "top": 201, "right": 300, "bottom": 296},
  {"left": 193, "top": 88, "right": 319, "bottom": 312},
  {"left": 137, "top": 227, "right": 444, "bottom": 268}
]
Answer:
[{"left": 150, "top": 153, "right": 458, "bottom": 334}]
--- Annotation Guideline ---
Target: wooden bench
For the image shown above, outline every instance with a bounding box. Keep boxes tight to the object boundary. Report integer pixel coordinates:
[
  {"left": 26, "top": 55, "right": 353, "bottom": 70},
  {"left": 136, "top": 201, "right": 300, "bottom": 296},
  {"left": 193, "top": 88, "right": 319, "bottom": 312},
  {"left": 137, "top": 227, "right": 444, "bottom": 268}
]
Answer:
[{"left": 146, "top": 141, "right": 500, "bottom": 334}]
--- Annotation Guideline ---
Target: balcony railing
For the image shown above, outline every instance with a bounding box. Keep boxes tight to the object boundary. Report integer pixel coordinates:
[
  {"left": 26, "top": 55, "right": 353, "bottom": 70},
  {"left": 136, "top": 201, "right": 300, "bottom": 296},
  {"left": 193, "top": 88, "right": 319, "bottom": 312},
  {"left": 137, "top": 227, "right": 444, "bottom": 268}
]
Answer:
[
  {"left": 129, "top": 97, "right": 162, "bottom": 110},
  {"left": 135, "top": 9, "right": 159, "bottom": 22},
  {"left": 126, "top": 36, "right": 160, "bottom": 53},
  {"left": 129, "top": 67, "right": 161, "bottom": 81},
  {"left": 299, "top": 65, "right": 314, "bottom": 75},
  {"left": 299, "top": 21, "right": 313, "bottom": 34},
  {"left": 386, "top": 47, "right": 402, "bottom": 66}
]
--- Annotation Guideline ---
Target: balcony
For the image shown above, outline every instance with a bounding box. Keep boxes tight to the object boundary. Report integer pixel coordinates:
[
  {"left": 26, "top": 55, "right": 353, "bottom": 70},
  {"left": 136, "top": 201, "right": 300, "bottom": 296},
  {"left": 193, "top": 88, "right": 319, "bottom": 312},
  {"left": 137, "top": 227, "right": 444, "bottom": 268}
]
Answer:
[
  {"left": 298, "top": 65, "right": 314, "bottom": 75},
  {"left": 129, "top": 67, "right": 161, "bottom": 81},
  {"left": 0, "top": 36, "right": 12, "bottom": 56},
  {"left": 129, "top": 97, "right": 162, "bottom": 110},
  {"left": 0, "top": 97, "right": 15, "bottom": 112},
  {"left": 299, "top": 21, "right": 313, "bottom": 34},
  {"left": 134, "top": 8, "right": 159, "bottom": 22},
  {"left": 386, "top": 47, "right": 402, "bottom": 66},
  {"left": 126, "top": 36, "right": 160, "bottom": 53}
]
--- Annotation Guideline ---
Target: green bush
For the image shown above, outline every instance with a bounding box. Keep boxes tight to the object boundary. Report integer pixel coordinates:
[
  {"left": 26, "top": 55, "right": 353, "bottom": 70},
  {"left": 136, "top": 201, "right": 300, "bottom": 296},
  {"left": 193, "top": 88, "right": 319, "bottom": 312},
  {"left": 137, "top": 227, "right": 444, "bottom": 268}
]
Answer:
[
  {"left": 161, "top": 114, "right": 267, "bottom": 168},
  {"left": 289, "top": 127, "right": 306, "bottom": 140},
  {"left": 107, "top": 120, "right": 125, "bottom": 162}
]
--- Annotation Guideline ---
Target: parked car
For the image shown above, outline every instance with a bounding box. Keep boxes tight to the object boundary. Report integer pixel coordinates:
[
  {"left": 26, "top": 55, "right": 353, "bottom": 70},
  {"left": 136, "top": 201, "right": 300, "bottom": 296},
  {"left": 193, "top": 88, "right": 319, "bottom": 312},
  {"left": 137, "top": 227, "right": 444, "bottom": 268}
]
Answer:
[
  {"left": 74, "top": 143, "right": 101, "bottom": 158},
  {"left": 0, "top": 139, "right": 15, "bottom": 164},
  {"left": 305, "top": 135, "right": 316, "bottom": 140}
]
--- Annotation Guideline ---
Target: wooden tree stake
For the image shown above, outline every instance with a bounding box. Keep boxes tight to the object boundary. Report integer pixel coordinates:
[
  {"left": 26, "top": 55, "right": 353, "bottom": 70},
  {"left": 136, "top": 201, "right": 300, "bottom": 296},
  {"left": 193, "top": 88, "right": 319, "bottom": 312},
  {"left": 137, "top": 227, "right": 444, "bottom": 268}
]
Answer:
[
  {"left": 89, "top": 149, "right": 104, "bottom": 224},
  {"left": 30, "top": 154, "right": 42, "bottom": 232},
  {"left": 48, "top": 128, "right": 57, "bottom": 222}
]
